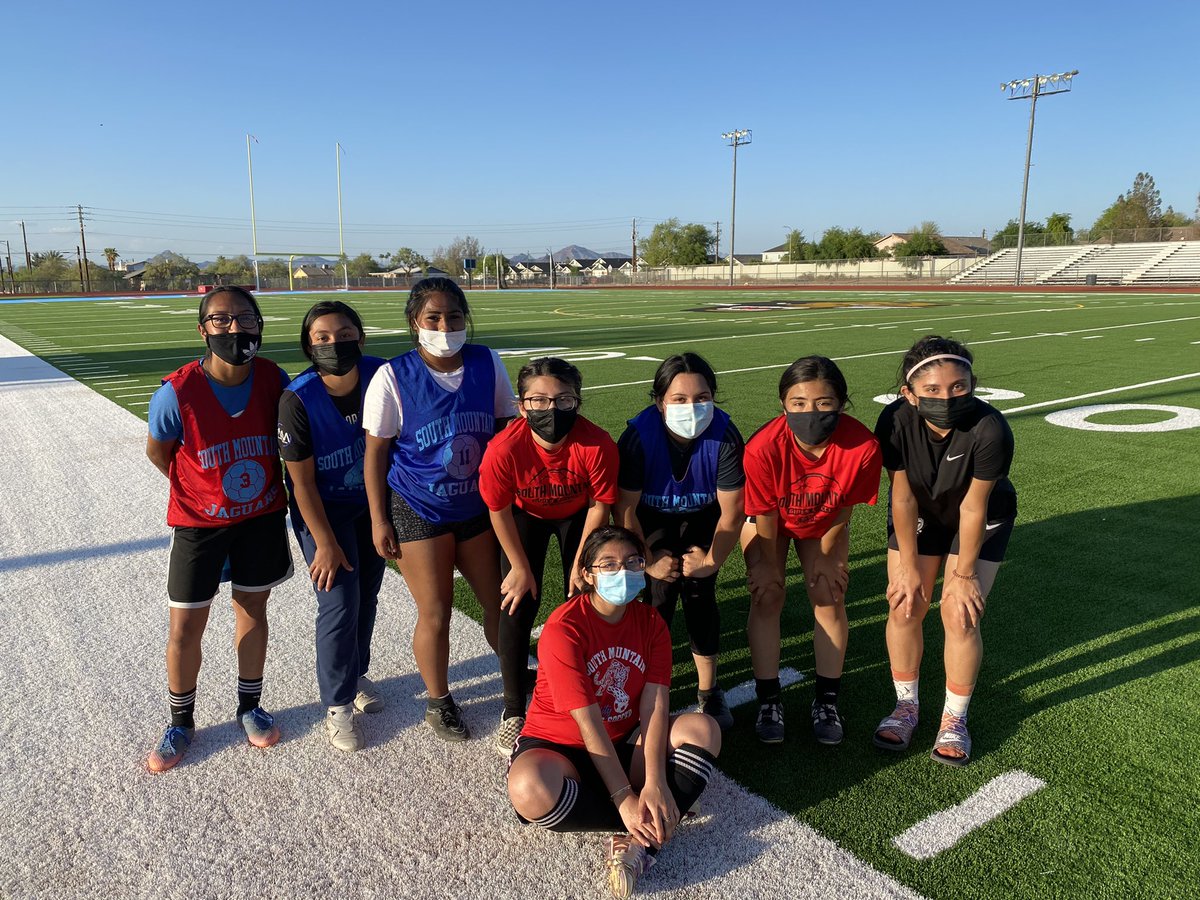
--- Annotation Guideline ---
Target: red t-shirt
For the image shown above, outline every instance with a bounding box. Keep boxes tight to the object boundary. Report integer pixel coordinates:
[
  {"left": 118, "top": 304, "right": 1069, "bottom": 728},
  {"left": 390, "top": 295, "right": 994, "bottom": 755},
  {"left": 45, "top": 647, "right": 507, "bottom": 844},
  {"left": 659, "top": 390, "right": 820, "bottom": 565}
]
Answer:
[
  {"left": 744, "top": 414, "right": 882, "bottom": 539},
  {"left": 522, "top": 595, "right": 672, "bottom": 747},
  {"left": 478, "top": 416, "right": 619, "bottom": 520}
]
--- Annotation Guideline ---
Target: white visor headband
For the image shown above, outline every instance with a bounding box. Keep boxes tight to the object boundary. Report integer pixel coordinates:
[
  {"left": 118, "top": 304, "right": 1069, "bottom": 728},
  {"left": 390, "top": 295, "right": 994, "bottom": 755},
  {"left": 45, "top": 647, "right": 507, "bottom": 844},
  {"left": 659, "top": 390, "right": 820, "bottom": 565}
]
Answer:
[{"left": 906, "top": 354, "right": 972, "bottom": 384}]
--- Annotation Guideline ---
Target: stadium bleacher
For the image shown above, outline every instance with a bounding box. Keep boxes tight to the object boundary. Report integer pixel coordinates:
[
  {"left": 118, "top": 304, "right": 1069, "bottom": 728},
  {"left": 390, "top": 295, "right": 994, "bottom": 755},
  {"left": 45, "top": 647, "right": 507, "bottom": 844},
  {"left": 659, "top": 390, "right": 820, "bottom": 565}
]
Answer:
[{"left": 950, "top": 241, "right": 1200, "bottom": 286}]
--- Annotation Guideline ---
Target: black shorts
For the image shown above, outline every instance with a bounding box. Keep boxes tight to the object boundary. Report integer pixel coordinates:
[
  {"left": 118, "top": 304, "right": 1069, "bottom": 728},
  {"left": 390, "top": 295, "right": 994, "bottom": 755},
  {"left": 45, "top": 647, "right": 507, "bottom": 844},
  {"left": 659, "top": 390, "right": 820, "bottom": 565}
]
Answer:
[
  {"left": 167, "top": 509, "right": 293, "bottom": 608},
  {"left": 508, "top": 729, "right": 638, "bottom": 824},
  {"left": 389, "top": 489, "right": 491, "bottom": 544},
  {"left": 886, "top": 513, "right": 1014, "bottom": 563}
]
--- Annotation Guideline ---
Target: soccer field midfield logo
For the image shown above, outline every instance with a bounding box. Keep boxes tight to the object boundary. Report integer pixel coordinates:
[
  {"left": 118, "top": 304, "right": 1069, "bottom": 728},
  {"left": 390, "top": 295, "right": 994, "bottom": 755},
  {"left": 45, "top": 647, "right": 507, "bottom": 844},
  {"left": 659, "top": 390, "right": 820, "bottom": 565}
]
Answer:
[
  {"left": 594, "top": 660, "right": 631, "bottom": 717},
  {"left": 222, "top": 459, "right": 266, "bottom": 502},
  {"left": 442, "top": 433, "right": 482, "bottom": 479}
]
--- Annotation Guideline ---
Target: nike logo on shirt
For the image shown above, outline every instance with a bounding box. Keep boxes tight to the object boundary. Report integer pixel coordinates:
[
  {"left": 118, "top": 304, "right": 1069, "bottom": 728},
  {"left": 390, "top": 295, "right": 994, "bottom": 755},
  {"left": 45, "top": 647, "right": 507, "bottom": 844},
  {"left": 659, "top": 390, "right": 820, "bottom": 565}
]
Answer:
[
  {"left": 946, "top": 453, "right": 965, "bottom": 461},
  {"left": 985, "top": 522, "right": 1002, "bottom": 531}
]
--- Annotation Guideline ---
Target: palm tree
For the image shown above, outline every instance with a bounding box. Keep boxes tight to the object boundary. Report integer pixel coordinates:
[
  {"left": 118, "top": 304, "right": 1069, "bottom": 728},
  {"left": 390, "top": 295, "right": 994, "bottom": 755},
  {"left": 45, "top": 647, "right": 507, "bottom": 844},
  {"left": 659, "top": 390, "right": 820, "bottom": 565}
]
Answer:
[{"left": 103, "top": 247, "right": 119, "bottom": 270}]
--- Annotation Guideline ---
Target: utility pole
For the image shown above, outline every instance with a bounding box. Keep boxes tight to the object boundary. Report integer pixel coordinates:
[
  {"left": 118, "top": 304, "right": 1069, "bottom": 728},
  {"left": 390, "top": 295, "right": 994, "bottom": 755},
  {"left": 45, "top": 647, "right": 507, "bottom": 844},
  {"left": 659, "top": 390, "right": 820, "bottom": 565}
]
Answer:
[
  {"left": 20, "top": 221, "right": 31, "bottom": 271},
  {"left": 77, "top": 205, "right": 91, "bottom": 291},
  {"left": 76, "top": 245, "right": 86, "bottom": 293},
  {"left": 631, "top": 218, "right": 638, "bottom": 281},
  {"left": 713, "top": 222, "right": 721, "bottom": 264},
  {"left": 4, "top": 241, "right": 14, "bottom": 292}
]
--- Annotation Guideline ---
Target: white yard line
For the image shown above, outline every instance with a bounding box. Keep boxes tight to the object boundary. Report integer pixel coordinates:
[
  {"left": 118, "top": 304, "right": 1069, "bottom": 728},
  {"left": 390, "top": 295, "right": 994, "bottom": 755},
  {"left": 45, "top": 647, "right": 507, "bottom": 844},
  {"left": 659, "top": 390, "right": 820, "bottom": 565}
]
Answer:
[
  {"left": 0, "top": 332, "right": 922, "bottom": 900},
  {"left": 892, "top": 771, "right": 1046, "bottom": 860},
  {"left": 1002, "top": 372, "right": 1200, "bottom": 414}
]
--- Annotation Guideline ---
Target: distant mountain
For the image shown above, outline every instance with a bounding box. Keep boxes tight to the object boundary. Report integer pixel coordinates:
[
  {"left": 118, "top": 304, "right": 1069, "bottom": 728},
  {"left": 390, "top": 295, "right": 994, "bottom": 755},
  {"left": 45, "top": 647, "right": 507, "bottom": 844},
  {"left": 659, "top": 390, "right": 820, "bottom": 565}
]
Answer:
[{"left": 511, "top": 247, "right": 629, "bottom": 264}]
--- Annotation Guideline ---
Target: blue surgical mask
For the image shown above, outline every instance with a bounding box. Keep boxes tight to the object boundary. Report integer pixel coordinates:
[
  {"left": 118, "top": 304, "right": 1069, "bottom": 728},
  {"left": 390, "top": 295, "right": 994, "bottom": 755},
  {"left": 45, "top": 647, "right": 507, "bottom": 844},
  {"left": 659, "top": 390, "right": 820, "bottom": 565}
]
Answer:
[
  {"left": 593, "top": 569, "right": 645, "bottom": 606},
  {"left": 663, "top": 401, "right": 714, "bottom": 439}
]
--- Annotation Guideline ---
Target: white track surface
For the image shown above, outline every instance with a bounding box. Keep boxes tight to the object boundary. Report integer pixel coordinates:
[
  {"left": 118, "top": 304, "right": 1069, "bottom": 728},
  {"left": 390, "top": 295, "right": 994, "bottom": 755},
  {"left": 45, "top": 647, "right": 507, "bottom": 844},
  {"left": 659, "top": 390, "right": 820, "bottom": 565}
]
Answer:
[{"left": 0, "top": 333, "right": 920, "bottom": 899}]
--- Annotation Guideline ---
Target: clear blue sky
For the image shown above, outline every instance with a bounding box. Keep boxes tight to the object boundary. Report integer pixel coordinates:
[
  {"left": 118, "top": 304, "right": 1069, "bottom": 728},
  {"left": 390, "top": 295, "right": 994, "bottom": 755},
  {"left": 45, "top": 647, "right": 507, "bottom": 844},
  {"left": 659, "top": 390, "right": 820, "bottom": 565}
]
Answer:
[{"left": 5, "top": 0, "right": 1197, "bottom": 263}]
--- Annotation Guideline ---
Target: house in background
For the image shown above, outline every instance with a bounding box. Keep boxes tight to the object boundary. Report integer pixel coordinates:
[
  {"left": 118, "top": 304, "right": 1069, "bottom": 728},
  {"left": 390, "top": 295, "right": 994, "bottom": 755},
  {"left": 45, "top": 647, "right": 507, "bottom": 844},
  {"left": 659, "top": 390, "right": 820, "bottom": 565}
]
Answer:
[{"left": 874, "top": 233, "right": 991, "bottom": 257}]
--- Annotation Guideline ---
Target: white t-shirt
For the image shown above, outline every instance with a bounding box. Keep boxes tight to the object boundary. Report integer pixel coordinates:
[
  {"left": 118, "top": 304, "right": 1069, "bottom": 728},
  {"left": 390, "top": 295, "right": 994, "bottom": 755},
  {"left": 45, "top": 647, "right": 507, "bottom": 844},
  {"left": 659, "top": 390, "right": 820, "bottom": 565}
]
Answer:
[{"left": 363, "top": 347, "right": 518, "bottom": 439}]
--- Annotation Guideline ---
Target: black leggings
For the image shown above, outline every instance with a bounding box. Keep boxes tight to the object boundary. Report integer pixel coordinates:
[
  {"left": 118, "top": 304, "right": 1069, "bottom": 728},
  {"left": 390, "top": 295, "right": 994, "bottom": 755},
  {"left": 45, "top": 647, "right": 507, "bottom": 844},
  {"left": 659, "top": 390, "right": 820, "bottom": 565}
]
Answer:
[
  {"left": 497, "top": 505, "right": 587, "bottom": 718},
  {"left": 641, "top": 505, "right": 721, "bottom": 658}
]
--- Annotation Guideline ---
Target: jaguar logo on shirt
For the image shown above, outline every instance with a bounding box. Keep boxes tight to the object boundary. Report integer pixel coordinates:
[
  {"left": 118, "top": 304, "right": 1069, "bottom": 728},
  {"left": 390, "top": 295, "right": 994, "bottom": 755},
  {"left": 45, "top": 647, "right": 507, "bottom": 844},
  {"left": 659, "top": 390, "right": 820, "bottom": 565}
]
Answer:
[
  {"left": 779, "top": 473, "right": 844, "bottom": 524},
  {"left": 594, "top": 660, "right": 631, "bottom": 719}
]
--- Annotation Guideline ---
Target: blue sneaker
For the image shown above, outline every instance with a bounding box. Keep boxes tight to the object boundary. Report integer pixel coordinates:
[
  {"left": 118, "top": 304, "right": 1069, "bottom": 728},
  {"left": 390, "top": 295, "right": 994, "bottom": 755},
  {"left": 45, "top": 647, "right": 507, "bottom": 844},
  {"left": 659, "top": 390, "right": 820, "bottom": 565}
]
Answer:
[
  {"left": 239, "top": 707, "right": 280, "bottom": 748},
  {"left": 147, "top": 725, "right": 194, "bottom": 773}
]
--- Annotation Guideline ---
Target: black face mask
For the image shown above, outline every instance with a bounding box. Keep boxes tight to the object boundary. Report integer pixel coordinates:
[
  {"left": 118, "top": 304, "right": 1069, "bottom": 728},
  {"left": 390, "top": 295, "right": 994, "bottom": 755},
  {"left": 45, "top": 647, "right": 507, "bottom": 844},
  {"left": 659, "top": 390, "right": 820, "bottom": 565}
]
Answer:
[
  {"left": 309, "top": 340, "right": 363, "bottom": 376},
  {"left": 786, "top": 410, "right": 840, "bottom": 446},
  {"left": 526, "top": 407, "right": 578, "bottom": 444},
  {"left": 206, "top": 331, "right": 260, "bottom": 366},
  {"left": 917, "top": 395, "right": 976, "bottom": 430}
]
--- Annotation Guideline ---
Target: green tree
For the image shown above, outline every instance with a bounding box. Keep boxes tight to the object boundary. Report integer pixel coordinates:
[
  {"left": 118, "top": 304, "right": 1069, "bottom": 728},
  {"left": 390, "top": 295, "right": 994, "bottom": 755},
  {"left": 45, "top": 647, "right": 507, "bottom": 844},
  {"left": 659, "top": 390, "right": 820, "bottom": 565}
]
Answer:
[
  {"left": 258, "top": 259, "right": 289, "bottom": 279},
  {"left": 993, "top": 212, "right": 1074, "bottom": 249},
  {"left": 781, "top": 229, "right": 814, "bottom": 262},
  {"left": 29, "top": 251, "right": 72, "bottom": 283},
  {"left": 892, "top": 222, "right": 946, "bottom": 266},
  {"left": 480, "top": 253, "right": 509, "bottom": 276},
  {"left": 1091, "top": 172, "right": 1167, "bottom": 237},
  {"left": 103, "top": 247, "right": 119, "bottom": 270},
  {"left": 391, "top": 247, "right": 429, "bottom": 272},
  {"left": 640, "top": 218, "right": 715, "bottom": 267},
  {"left": 431, "top": 236, "right": 483, "bottom": 277},
  {"left": 812, "top": 227, "right": 880, "bottom": 263},
  {"left": 346, "top": 252, "right": 380, "bottom": 277},
  {"left": 207, "top": 255, "right": 255, "bottom": 283},
  {"left": 142, "top": 253, "right": 200, "bottom": 290}
]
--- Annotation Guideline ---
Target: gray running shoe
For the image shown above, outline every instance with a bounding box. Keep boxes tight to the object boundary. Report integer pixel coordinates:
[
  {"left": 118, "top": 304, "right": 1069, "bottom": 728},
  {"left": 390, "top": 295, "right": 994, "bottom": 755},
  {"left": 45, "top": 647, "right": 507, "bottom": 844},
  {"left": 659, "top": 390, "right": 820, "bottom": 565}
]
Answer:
[
  {"left": 425, "top": 699, "right": 470, "bottom": 742},
  {"left": 354, "top": 675, "right": 384, "bottom": 714},
  {"left": 811, "top": 701, "right": 845, "bottom": 746},
  {"left": 325, "top": 704, "right": 364, "bottom": 753},
  {"left": 755, "top": 700, "right": 785, "bottom": 744},
  {"left": 697, "top": 687, "right": 734, "bottom": 731},
  {"left": 494, "top": 714, "right": 524, "bottom": 757}
]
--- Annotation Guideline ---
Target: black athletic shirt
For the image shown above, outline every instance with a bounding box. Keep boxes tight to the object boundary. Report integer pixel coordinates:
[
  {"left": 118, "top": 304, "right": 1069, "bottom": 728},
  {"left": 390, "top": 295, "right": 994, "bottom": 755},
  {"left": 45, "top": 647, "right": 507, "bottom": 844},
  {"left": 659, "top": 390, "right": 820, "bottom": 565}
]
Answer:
[
  {"left": 617, "top": 419, "right": 746, "bottom": 496},
  {"left": 277, "top": 383, "right": 362, "bottom": 462},
  {"left": 874, "top": 397, "right": 1016, "bottom": 529}
]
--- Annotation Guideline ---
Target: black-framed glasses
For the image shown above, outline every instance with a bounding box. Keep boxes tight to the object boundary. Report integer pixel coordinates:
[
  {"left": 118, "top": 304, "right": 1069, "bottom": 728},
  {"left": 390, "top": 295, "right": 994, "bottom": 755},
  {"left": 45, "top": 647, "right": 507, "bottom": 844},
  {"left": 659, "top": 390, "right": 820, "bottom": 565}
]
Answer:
[
  {"left": 587, "top": 556, "right": 646, "bottom": 575},
  {"left": 521, "top": 395, "right": 580, "bottom": 412},
  {"left": 202, "top": 312, "right": 261, "bottom": 330}
]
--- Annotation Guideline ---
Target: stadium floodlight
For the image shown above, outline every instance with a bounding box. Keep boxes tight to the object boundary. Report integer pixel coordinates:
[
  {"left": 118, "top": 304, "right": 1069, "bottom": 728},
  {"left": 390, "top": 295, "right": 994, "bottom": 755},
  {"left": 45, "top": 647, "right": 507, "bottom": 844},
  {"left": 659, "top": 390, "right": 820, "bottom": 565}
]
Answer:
[
  {"left": 336, "top": 142, "right": 348, "bottom": 291},
  {"left": 246, "top": 134, "right": 261, "bottom": 290},
  {"left": 1001, "top": 70, "right": 1079, "bottom": 285},
  {"left": 721, "top": 129, "right": 752, "bottom": 287}
]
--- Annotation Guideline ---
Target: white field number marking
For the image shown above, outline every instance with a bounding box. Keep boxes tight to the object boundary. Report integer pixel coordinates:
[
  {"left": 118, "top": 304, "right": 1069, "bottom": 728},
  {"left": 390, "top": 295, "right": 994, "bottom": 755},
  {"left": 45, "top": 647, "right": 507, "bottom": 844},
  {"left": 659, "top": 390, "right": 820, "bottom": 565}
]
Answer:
[
  {"left": 893, "top": 770, "right": 1046, "bottom": 860},
  {"left": 1045, "top": 403, "right": 1200, "bottom": 432}
]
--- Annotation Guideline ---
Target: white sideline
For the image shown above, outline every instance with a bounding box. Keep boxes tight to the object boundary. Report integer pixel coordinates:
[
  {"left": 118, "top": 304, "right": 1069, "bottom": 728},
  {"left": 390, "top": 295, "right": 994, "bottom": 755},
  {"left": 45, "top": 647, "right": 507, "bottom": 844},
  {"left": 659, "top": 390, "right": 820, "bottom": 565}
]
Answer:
[
  {"left": 0, "top": 333, "right": 921, "bottom": 900},
  {"left": 892, "top": 771, "right": 1046, "bottom": 860}
]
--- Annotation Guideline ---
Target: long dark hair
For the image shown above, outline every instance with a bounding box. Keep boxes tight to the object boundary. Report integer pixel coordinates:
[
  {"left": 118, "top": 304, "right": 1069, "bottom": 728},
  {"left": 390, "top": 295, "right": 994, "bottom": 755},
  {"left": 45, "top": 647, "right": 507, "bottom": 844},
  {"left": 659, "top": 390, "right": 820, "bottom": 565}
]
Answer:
[
  {"left": 778, "top": 355, "right": 850, "bottom": 407},
  {"left": 576, "top": 526, "right": 647, "bottom": 575},
  {"left": 898, "top": 335, "right": 974, "bottom": 389},
  {"left": 650, "top": 352, "right": 717, "bottom": 400},
  {"left": 517, "top": 357, "right": 583, "bottom": 398},
  {"left": 405, "top": 276, "right": 472, "bottom": 343}
]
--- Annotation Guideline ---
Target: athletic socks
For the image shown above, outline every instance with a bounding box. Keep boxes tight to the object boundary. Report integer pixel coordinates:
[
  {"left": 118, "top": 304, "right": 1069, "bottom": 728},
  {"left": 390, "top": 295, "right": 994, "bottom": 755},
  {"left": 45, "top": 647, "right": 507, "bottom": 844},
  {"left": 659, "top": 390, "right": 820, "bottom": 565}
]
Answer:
[
  {"left": 892, "top": 670, "right": 919, "bottom": 706},
  {"left": 666, "top": 743, "right": 718, "bottom": 813},
  {"left": 814, "top": 674, "right": 841, "bottom": 706},
  {"left": 943, "top": 681, "right": 973, "bottom": 720},
  {"left": 531, "top": 777, "right": 621, "bottom": 833},
  {"left": 755, "top": 677, "right": 782, "bottom": 703},
  {"left": 169, "top": 688, "right": 196, "bottom": 729},
  {"left": 427, "top": 693, "right": 454, "bottom": 711},
  {"left": 236, "top": 676, "right": 263, "bottom": 716}
]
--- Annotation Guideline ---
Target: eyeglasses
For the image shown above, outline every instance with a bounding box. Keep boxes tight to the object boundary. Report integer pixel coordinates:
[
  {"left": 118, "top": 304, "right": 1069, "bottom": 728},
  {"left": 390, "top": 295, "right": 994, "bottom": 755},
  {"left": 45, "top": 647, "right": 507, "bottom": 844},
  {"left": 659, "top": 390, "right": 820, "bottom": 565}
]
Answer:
[
  {"left": 202, "top": 312, "right": 261, "bottom": 330},
  {"left": 587, "top": 556, "right": 646, "bottom": 575},
  {"left": 521, "top": 395, "right": 580, "bottom": 412}
]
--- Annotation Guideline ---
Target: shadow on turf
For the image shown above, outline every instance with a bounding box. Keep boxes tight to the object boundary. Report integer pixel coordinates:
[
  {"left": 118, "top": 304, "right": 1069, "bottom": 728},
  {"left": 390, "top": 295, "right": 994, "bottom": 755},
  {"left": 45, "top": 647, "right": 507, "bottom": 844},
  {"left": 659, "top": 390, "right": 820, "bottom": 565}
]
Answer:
[
  {"left": 0, "top": 535, "right": 170, "bottom": 573},
  {"left": 687, "top": 494, "right": 1200, "bottom": 814}
]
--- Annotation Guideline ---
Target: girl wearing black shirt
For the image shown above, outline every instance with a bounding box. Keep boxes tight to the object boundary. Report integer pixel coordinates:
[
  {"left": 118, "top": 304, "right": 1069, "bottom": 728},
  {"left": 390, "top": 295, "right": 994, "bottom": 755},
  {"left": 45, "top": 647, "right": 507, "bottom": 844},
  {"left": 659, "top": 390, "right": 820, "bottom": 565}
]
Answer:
[{"left": 872, "top": 336, "right": 1016, "bottom": 767}]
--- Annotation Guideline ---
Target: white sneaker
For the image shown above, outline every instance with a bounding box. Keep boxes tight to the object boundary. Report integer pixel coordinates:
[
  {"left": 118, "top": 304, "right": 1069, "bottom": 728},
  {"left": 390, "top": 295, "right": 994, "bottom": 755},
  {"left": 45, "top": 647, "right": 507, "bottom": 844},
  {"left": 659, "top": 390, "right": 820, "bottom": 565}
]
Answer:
[
  {"left": 325, "top": 704, "right": 364, "bottom": 753},
  {"left": 354, "top": 675, "right": 384, "bottom": 714}
]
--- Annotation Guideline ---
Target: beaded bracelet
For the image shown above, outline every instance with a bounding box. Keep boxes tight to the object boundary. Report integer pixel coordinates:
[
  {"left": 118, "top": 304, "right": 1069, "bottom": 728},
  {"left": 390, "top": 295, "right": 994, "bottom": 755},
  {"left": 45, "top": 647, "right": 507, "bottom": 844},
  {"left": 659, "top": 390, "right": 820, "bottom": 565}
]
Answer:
[{"left": 951, "top": 569, "right": 979, "bottom": 580}]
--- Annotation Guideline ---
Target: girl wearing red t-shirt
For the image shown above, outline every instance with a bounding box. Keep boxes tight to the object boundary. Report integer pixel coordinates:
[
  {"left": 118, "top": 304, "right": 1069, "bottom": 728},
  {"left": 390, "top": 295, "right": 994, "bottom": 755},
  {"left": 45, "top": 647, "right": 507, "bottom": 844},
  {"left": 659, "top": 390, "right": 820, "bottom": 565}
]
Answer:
[
  {"left": 478, "top": 357, "right": 619, "bottom": 756},
  {"left": 507, "top": 526, "right": 721, "bottom": 900},
  {"left": 741, "top": 356, "right": 882, "bottom": 747}
]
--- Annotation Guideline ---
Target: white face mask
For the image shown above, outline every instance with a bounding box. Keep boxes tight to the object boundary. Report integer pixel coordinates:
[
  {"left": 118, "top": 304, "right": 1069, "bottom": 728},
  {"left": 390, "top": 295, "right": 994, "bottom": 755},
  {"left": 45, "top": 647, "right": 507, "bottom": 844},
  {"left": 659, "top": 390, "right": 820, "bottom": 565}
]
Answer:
[
  {"left": 663, "top": 400, "right": 714, "bottom": 439},
  {"left": 417, "top": 327, "right": 467, "bottom": 358}
]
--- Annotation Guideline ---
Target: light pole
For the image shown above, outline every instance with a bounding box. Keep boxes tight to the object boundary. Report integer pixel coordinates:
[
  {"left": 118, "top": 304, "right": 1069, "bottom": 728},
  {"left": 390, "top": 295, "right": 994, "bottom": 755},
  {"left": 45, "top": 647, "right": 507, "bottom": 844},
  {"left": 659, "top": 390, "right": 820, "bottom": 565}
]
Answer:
[
  {"left": 721, "top": 129, "right": 751, "bottom": 287},
  {"left": 246, "top": 134, "right": 260, "bottom": 290},
  {"left": 336, "top": 142, "right": 348, "bottom": 291},
  {"left": 1002, "top": 70, "right": 1077, "bottom": 286}
]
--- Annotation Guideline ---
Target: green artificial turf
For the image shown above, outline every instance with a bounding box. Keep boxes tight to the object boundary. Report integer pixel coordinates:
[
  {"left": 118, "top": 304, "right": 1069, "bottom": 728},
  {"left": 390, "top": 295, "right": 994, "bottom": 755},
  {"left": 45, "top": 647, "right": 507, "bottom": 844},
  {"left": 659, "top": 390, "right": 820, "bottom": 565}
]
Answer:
[{"left": 2, "top": 287, "right": 1198, "bottom": 898}]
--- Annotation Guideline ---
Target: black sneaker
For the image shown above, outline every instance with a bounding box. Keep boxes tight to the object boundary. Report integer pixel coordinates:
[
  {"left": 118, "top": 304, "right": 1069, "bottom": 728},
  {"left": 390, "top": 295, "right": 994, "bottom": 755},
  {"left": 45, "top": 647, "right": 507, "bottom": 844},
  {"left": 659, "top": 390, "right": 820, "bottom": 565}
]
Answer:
[
  {"left": 697, "top": 687, "right": 734, "bottom": 731},
  {"left": 425, "top": 699, "right": 470, "bottom": 742},
  {"left": 811, "top": 700, "right": 845, "bottom": 746},
  {"left": 755, "top": 700, "right": 785, "bottom": 744}
]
